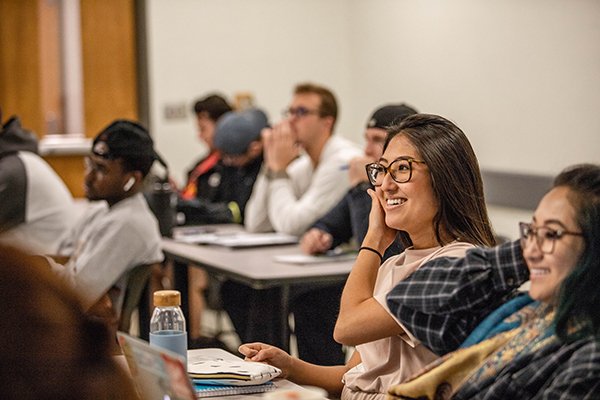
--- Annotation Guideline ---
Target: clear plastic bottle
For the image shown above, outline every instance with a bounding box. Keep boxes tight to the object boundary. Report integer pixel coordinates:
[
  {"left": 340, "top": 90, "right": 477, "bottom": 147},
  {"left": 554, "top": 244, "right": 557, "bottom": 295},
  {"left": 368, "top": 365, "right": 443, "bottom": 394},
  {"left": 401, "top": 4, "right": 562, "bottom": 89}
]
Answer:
[{"left": 149, "top": 290, "right": 187, "bottom": 366}]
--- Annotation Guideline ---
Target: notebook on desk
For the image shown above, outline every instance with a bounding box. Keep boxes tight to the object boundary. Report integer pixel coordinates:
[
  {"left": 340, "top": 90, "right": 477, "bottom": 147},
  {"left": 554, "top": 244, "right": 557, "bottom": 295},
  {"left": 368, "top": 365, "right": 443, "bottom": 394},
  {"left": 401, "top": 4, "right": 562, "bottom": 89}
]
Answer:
[{"left": 117, "top": 333, "right": 278, "bottom": 399}]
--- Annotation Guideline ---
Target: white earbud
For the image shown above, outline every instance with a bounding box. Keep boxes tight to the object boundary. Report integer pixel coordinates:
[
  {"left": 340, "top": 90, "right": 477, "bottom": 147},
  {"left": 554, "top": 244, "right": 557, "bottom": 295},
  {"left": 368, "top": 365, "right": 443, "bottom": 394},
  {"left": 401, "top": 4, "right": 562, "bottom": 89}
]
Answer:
[{"left": 123, "top": 177, "right": 135, "bottom": 192}]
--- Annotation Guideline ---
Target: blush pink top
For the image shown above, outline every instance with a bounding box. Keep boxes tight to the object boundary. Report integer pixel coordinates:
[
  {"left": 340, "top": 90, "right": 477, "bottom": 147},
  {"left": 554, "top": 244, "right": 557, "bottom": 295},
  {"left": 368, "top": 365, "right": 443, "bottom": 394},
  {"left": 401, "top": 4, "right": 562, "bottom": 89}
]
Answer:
[{"left": 342, "top": 242, "right": 475, "bottom": 398}]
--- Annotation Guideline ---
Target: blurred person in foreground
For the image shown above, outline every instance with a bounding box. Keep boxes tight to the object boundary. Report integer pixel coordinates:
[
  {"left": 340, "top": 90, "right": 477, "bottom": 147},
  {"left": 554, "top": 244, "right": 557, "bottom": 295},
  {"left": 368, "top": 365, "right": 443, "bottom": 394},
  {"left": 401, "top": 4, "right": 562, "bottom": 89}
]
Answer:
[
  {"left": 0, "top": 113, "right": 77, "bottom": 253},
  {"left": 0, "top": 243, "right": 139, "bottom": 399}
]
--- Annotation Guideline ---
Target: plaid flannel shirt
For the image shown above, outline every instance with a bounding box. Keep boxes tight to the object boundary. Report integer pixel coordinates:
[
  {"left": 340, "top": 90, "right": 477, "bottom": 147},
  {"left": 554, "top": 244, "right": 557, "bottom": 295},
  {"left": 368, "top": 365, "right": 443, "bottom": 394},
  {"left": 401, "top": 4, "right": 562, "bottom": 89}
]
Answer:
[
  {"left": 386, "top": 239, "right": 529, "bottom": 356},
  {"left": 387, "top": 240, "right": 600, "bottom": 399},
  {"left": 455, "top": 337, "right": 600, "bottom": 399}
]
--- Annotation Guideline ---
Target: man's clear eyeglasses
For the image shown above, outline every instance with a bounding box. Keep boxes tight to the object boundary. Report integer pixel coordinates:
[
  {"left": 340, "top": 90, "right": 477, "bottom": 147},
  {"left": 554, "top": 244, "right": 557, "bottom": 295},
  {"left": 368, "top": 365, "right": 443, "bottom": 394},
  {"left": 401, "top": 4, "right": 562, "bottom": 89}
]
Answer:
[
  {"left": 365, "top": 157, "right": 426, "bottom": 186},
  {"left": 519, "top": 222, "right": 583, "bottom": 254},
  {"left": 282, "top": 106, "right": 320, "bottom": 118}
]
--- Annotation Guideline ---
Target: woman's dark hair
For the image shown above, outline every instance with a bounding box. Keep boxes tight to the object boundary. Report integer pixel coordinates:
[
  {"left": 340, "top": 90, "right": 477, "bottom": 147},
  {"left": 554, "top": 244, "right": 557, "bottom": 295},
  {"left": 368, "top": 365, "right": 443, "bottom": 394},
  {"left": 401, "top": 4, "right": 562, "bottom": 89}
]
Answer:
[
  {"left": 193, "top": 94, "right": 233, "bottom": 121},
  {"left": 383, "top": 114, "right": 496, "bottom": 247},
  {"left": 552, "top": 164, "right": 600, "bottom": 342},
  {"left": 0, "top": 245, "right": 139, "bottom": 399}
]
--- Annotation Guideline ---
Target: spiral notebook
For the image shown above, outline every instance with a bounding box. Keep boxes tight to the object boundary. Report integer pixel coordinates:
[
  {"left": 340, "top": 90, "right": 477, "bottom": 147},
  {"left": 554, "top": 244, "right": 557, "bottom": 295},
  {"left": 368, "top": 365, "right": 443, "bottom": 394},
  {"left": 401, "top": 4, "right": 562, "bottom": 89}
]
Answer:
[{"left": 193, "top": 381, "right": 275, "bottom": 398}]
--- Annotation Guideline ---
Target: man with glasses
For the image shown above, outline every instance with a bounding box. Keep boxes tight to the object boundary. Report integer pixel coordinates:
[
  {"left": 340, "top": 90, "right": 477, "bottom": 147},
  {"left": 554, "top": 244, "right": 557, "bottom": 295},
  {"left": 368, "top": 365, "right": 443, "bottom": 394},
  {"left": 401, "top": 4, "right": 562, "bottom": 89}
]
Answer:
[
  {"left": 244, "top": 82, "right": 361, "bottom": 235},
  {"left": 51, "top": 120, "right": 163, "bottom": 312},
  {"left": 223, "top": 83, "right": 361, "bottom": 360}
]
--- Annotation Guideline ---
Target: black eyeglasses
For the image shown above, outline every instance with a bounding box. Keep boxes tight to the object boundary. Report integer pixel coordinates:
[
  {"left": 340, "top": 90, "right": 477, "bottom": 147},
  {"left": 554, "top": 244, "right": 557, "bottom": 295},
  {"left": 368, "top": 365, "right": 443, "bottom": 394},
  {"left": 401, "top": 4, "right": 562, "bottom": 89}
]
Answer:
[
  {"left": 519, "top": 222, "right": 583, "bottom": 254},
  {"left": 365, "top": 157, "right": 426, "bottom": 186},
  {"left": 282, "top": 106, "right": 320, "bottom": 118}
]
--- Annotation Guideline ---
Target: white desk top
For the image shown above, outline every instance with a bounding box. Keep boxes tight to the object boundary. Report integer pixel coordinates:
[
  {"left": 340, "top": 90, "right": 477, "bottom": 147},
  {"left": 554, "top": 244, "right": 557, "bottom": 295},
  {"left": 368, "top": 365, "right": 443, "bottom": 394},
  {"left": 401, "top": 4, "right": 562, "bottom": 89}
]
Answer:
[{"left": 162, "top": 228, "right": 354, "bottom": 289}]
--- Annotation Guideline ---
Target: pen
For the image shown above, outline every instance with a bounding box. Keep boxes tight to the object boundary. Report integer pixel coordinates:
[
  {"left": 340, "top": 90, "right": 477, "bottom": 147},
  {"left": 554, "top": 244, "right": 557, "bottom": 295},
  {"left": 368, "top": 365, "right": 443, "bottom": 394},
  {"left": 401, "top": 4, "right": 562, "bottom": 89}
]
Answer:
[{"left": 339, "top": 164, "right": 349, "bottom": 171}]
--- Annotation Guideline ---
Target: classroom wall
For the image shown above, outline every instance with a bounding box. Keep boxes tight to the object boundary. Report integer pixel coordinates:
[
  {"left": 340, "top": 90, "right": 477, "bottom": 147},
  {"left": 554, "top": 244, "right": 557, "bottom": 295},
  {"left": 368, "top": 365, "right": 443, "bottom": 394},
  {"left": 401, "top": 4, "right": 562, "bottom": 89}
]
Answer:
[
  {"left": 146, "top": 0, "right": 600, "bottom": 188},
  {"left": 146, "top": 0, "right": 353, "bottom": 185}
]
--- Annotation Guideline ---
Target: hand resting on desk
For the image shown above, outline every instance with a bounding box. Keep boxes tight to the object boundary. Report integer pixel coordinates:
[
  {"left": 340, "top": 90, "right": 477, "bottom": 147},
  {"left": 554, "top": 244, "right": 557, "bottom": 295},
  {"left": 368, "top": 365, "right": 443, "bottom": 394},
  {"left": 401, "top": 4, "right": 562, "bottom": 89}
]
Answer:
[
  {"left": 300, "top": 228, "right": 333, "bottom": 255},
  {"left": 239, "top": 343, "right": 293, "bottom": 379}
]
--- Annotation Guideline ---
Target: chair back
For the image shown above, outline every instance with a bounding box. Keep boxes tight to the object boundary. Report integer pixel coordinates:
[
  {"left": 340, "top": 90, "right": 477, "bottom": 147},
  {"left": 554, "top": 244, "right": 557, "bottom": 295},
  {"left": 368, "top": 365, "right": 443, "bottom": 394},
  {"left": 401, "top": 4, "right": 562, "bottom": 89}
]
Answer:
[{"left": 119, "top": 263, "right": 155, "bottom": 333}]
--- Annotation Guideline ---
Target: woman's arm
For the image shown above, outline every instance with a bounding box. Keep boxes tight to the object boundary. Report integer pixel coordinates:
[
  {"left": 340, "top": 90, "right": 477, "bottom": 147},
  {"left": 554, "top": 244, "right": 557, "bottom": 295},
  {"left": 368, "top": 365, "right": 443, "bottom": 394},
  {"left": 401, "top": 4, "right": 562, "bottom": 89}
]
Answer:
[
  {"left": 386, "top": 240, "right": 529, "bottom": 355},
  {"left": 239, "top": 343, "right": 358, "bottom": 398},
  {"left": 335, "top": 189, "right": 402, "bottom": 346}
]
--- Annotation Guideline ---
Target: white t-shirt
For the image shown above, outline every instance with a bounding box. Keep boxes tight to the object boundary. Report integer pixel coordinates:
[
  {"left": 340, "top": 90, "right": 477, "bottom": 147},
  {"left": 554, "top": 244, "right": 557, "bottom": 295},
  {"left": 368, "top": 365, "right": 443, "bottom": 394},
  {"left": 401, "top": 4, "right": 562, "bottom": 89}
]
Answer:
[{"left": 53, "top": 193, "right": 164, "bottom": 310}]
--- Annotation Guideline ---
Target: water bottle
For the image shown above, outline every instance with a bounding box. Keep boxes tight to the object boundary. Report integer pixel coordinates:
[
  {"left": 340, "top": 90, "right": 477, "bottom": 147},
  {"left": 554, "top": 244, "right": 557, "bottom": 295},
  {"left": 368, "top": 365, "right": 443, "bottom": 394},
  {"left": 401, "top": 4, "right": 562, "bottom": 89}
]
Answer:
[{"left": 149, "top": 290, "right": 187, "bottom": 366}]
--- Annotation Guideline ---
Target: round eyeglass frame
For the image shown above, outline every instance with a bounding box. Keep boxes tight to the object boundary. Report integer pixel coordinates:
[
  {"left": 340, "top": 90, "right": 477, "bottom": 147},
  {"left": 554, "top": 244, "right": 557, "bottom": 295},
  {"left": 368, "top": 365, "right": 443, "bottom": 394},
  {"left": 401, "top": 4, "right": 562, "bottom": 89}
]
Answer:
[
  {"left": 365, "top": 157, "right": 426, "bottom": 186},
  {"left": 518, "top": 221, "right": 583, "bottom": 254}
]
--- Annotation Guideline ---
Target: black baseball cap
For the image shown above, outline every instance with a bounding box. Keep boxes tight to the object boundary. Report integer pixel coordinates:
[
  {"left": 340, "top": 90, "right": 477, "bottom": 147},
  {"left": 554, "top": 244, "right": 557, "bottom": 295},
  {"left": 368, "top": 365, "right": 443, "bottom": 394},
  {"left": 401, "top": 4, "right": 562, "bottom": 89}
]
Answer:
[
  {"left": 92, "top": 119, "right": 157, "bottom": 161},
  {"left": 367, "top": 104, "right": 418, "bottom": 130}
]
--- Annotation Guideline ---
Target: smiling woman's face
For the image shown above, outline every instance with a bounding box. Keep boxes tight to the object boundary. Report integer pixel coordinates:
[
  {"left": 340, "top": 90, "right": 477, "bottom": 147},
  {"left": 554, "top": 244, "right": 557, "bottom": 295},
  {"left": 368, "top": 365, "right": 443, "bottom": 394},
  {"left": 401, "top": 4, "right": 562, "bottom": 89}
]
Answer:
[
  {"left": 376, "top": 134, "right": 439, "bottom": 248},
  {"left": 523, "top": 186, "right": 585, "bottom": 303}
]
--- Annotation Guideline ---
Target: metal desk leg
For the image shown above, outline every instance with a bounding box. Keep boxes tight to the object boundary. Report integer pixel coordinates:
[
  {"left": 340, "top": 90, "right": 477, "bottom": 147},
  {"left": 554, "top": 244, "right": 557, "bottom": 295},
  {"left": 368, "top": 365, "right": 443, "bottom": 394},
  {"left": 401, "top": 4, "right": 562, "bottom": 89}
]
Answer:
[
  {"left": 281, "top": 284, "right": 290, "bottom": 353},
  {"left": 172, "top": 260, "right": 190, "bottom": 344}
]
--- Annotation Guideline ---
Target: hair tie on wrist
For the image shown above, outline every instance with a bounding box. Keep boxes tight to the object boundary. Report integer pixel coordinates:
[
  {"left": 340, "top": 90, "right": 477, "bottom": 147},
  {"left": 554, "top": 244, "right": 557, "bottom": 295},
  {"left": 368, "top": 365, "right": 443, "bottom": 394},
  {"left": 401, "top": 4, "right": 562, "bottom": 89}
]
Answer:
[{"left": 359, "top": 246, "right": 383, "bottom": 263}]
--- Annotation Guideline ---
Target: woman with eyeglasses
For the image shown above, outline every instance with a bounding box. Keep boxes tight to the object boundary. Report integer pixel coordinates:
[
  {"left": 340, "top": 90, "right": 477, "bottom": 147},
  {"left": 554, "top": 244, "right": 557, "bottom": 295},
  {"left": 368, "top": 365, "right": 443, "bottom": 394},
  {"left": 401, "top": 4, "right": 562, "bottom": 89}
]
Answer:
[
  {"left": 239, "top": 114, "right": 496, "bottom": 399},
  {"left": 386, "top": 164, "right": 600, "bottom": 399}
]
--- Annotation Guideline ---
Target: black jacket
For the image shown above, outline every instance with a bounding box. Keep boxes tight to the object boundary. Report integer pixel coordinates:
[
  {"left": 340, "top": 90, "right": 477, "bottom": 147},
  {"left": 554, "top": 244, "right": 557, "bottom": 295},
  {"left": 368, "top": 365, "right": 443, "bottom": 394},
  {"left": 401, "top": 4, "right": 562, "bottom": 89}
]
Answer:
[{"left": 177, "top": 155, "right": 263, "bottom": 225}]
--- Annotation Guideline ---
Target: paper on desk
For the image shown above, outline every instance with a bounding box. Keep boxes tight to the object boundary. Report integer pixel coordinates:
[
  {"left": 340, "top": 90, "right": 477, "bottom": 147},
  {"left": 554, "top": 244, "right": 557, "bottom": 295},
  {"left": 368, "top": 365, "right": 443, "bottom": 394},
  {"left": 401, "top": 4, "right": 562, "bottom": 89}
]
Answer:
[
  {"left": 273, "top": 251, "right": 357, "bottom": 265},
  {"left": 175, "top": 231, "right": 298, "bottom": 248}
]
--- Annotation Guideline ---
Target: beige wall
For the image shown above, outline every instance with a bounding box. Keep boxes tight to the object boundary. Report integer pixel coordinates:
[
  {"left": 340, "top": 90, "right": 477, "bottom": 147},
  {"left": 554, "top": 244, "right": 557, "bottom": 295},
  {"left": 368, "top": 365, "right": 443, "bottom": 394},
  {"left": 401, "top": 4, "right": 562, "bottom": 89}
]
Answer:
[{"left": 146, "top": 0, "right": 600, "bottom": 186}]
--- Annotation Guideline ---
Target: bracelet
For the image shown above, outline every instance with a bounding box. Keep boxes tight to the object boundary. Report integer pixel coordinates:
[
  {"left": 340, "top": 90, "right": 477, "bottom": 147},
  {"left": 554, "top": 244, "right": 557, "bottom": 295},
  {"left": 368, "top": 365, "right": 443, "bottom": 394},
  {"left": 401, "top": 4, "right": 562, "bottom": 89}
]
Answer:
[
  {"left": 266, "top": 168, "right": 289, "bottom": 180},
  {"left": 359, "top": 246, "right": 383, "bottom": 263}
]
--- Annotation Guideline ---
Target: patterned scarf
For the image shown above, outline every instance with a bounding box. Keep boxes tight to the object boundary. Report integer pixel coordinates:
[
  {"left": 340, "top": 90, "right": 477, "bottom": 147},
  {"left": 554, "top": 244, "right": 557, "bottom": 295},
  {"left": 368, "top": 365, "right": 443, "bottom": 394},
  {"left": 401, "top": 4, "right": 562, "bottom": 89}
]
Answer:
[
  {"left": 387, "top": 303, "right": 556, "bottom": 400},
  {"left": 464, "top": 303, "right": 556, "bottom": 386}
]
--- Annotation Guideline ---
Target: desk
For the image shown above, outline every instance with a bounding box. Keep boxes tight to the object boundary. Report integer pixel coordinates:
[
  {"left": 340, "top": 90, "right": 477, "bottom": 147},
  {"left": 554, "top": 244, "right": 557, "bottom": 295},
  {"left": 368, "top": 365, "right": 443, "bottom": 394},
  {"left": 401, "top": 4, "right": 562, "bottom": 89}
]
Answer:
[
  {"left": 188, "top": 348, "right": 328, "bottom": 399},
  {"left": 162, "top": 229, "right": 354, "bottom": 352}
]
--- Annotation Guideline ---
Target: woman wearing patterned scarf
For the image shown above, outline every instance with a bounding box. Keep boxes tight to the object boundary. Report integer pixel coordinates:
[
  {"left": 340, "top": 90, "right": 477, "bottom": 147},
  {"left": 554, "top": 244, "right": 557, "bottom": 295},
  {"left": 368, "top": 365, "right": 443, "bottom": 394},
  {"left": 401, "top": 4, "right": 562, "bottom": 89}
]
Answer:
[{"left": 387, "top": 163, "right": 600, "bottom": 399}]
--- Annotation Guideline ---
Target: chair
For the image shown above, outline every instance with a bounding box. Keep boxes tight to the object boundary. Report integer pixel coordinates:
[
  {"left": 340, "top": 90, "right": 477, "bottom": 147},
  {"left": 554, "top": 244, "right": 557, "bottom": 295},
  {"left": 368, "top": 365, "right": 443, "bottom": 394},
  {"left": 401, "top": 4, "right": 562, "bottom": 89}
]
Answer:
[
  {"left": 203, "top": 273, "right": 231, "bottom": 338},
  {"left": 118, "top": 263, "right": 157, "bottom": 334}
]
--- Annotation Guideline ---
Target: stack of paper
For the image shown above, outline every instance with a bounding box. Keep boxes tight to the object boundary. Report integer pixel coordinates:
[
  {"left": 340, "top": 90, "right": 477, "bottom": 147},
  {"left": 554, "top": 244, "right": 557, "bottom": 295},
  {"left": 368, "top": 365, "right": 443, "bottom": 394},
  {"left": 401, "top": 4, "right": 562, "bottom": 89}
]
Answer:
[
  {"left": 273, "top": 249, "right": 357, "bottom": 265},
  {"left": 175, "top": 231, "right": 298, "bottom": 248}
]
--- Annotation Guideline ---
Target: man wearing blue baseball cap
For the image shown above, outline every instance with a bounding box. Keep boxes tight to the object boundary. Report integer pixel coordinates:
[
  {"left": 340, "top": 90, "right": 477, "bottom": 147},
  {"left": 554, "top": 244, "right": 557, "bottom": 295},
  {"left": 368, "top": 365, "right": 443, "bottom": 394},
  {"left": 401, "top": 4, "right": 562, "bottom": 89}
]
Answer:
[{"left": 177, "top": 108, "right": 268, "bottom": 225}]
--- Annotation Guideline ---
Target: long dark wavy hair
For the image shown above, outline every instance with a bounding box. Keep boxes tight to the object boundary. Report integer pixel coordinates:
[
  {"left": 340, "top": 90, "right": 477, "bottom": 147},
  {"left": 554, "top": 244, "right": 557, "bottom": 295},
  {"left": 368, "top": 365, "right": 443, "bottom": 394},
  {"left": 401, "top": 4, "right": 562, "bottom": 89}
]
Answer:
[
  {"left": 552, "top": 164, "right": 600, "bottom": 342},
  {"left": 384, "top": 114, "right": 496, "bottom": 247}
]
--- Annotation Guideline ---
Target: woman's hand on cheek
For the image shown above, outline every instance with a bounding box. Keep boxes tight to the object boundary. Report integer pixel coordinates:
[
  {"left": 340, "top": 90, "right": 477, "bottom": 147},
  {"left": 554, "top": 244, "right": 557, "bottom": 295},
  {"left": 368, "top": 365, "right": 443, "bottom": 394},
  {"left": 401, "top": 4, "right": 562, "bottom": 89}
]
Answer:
[{"left": 364, "top": 188, "right": 398, "bottom": 251}]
